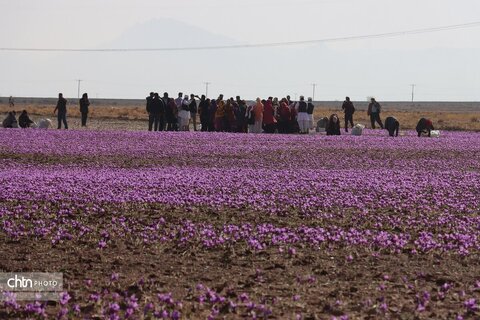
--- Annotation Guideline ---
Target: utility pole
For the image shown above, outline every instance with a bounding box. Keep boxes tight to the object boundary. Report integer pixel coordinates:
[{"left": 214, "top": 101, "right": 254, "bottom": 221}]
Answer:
[
  {"left": 410, "top": 84, "right": 416, "bottom": 103},
  {"left": 311, "top": 83, "right": 317, "bottom": 101},
  {"left": 204, "top": 82, "right": 211, "bottom": 97},
  {"left": 76, "top": 79, "right": 82, "bottom": 99}
]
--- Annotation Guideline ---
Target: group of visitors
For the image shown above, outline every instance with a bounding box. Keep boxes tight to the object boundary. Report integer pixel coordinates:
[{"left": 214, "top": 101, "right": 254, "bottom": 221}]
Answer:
[
  {"left": 145, "top": 92, "right": 318, "bottom": 134},
  {"left": 2, "top": 93, "right": 436, "bottom": 137}
]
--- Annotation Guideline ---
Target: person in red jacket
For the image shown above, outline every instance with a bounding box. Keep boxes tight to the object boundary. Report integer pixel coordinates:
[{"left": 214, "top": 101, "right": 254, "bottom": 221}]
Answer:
[{"left": 263, "top": 97, "right": 276, "bottom": 133}]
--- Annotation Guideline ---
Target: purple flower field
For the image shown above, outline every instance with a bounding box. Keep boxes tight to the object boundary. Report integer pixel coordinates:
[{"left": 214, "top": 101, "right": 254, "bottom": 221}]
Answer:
[{"left": 0, "top": 129, "right": 479, "bottom": 319}]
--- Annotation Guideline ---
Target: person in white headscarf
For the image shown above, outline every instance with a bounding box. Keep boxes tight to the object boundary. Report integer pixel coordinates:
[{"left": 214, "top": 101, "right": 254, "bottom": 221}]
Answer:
[{"left": 178, "top": 95, "right": 191, "bottom": 131}]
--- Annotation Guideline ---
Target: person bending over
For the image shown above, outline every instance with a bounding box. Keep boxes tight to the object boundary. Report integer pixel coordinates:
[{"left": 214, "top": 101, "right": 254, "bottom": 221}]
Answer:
[
  {"left": 384, "top": 116, "right": 399, "bottom": 137},
  {"left": 416, "top": 118, "right": 434, "bottom": 137}
]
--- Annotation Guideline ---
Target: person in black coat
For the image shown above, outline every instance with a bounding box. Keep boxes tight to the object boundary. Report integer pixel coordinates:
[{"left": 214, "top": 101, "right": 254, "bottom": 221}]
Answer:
[
  {"left": 384, "top": 116, "right": 399, "bottom": 137},
  {"left": 79, "top": 93, "right": 90, "bottom": 127},
  {"left": 198, "top": 95, "right": 210, "bottom": 132},
  {"left": 150, "top": 93, "right": 165, "bottom": 131},
  {"left": 326, "top": 114, "right": 341, "bottom": 136},
  {"left": 2, "top": 111, "right": 18, "bottom": 128},
  {"left": 416, "top": 118, "right": 434, "bottom": 137},
  {"left": 146, "top": 92, "right": 154, "bottom": 131},
  {"left": 53, "top": 93, "right": 68, "bottom": 129},
  {"left": 342, "top": 96, "right": 355, "bottom": 132},
  {"left": 18, "top": 110, "right": 34, "bottom": 128}
]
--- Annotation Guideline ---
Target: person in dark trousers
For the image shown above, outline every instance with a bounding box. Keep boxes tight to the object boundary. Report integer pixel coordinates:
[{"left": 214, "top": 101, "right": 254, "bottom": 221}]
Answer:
[
  {"left": 18, "top": 110, "right": 34, "bottom": 128},
  {"left": 278, "top": 100, "right": 291, "bottom": 134},
  {"left": 54, "top": 93, "right": 68, "bottom": 129},
  {"left": 198, "top": 95, "right": 210, "bottom": 132},
  {"left": 166, "top": 97, "right": 178, "bottom": 131},
  {"left": 161, "top": 92, "right": 169, "bottom": 131},
  {"left": 416, "top": 118, "right": 434, "bottom": 137},
  {"left": 385, "top": 116, "right": 400, "bottom": 137},
  {"left": 262, "top": 98, "right": 276, "bottom": 133},
  {"left": 150, "top": 93, "right": 165, "bottom": 131},
  {"left": 235, "top": 100, "right": 247, "bottom": 133},
  {"left": 146, "top": 92, "right": 154, "bottom": 131},
  {"left": 209, "top": 99, "right": 217, "bottom": 132},
  {"left": 367, "top": 98, "right": 383, "bottom": 129},
  {"left": 79, "top": 93, "right": 90, "bottom": 127},
  {"left": 342, "top": 96, "right": 355, "bottom": 132},
  {"left": 326, "top": 114, "right": 341, "bottom": 136}
]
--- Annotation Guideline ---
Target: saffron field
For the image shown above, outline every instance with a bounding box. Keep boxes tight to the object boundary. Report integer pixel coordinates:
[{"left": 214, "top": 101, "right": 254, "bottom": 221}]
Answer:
[{"left": 0, "top": 129, "right": 479, "bottom": 319}]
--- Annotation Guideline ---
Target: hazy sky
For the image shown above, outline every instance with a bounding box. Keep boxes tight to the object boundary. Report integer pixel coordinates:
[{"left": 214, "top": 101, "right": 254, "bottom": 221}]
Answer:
[{"left": 1, "top": 0, "right": 480, "bottom": 100}]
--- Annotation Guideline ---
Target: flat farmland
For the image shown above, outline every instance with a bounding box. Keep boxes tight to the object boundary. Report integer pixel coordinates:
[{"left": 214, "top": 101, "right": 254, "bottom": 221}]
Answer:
[
  {"left": 1, "top": 98, "right": 480, "bottom": 131},
  {"left": 0, "top": 129, "right": 479, "bottom": 319}
]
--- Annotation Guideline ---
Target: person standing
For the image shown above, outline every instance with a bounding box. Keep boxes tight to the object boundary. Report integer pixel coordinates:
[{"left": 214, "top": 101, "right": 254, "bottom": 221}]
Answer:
[
  {"left": 175, "top": 93, "right": 183, "bottom": 110},
  {"left": 297, "top": 96, "right": 309, "bottom": 134},
  {"left": 252, "top": 98, "right": 264, "bottom": 133},
  {"left": 342, "top": 96, "right": 355, "bottom": 132},
  {"left": 197, "top": 95, "right": 209, "bottom": 132},
  {"left": 150, "top": 93, "right": 165, "bottom": 131},
  {"left": 307, "top": 97, "right": 315, "bottom": 131},
  {"left": 160, "top": 92, "right": 169, "bottom": 131},
  {"left": 215, "top": 95, "right": 225, "bottom": 132},
  {"left": 146, "top": 92, "right": 154, "bottom": 131},
  {"left": 278, "top": 100, "right": 291, "bottom": 134},
  {"left": 367, "top": 98, "right": 384, "bottom": 129},
  {"left": 166, "top": 98, "right": 178, "bottom": 131},
  {"left": 246, "top": 103, "right": 255, "bottom": 133},
  {"left": 79, "top": 93, "right": 90, "bottom": 127},
  {"left": 8, "top": 96, "right": 14, "bottom": 108},
  {"left": 263, "top": 98, "right": 276, "bottom": 133},
  {"left": 209, "top": 99, "right": 217, "bottom": 132},
  {"left": 235, "top": 100, "right": 247, "bottom": 133},
  {"left": 225, "top": 98, "right": 237, "bottom": 132},
  {"left": 189, "top": 94, "right": 198, "bottom": 131},
  {"left": 179, "top": 95, "right": 191, "bottom": 131},
  {"left": 54, "top": 93, "right": 68, "bottom": 129}
]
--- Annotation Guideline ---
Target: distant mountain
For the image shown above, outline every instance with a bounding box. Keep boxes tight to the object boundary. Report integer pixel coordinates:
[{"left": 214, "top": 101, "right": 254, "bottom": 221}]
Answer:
[{"left": 102, "top": 18, "right": 237, "bottom": 48}]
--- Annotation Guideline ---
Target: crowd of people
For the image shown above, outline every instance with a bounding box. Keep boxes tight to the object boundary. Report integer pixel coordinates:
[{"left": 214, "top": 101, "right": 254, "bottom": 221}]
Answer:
[
  {"left": 146, "top": 92, "right": 331, "bottom": 134},
  {"left": 2, "top": 93, "right": 436, "bottom": 137}
]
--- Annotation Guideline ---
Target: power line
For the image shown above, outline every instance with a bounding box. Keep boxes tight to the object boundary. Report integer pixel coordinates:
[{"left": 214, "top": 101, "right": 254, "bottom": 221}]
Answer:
[{"left": 1, "top": 21, "right": 480, "bottom": 52}]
